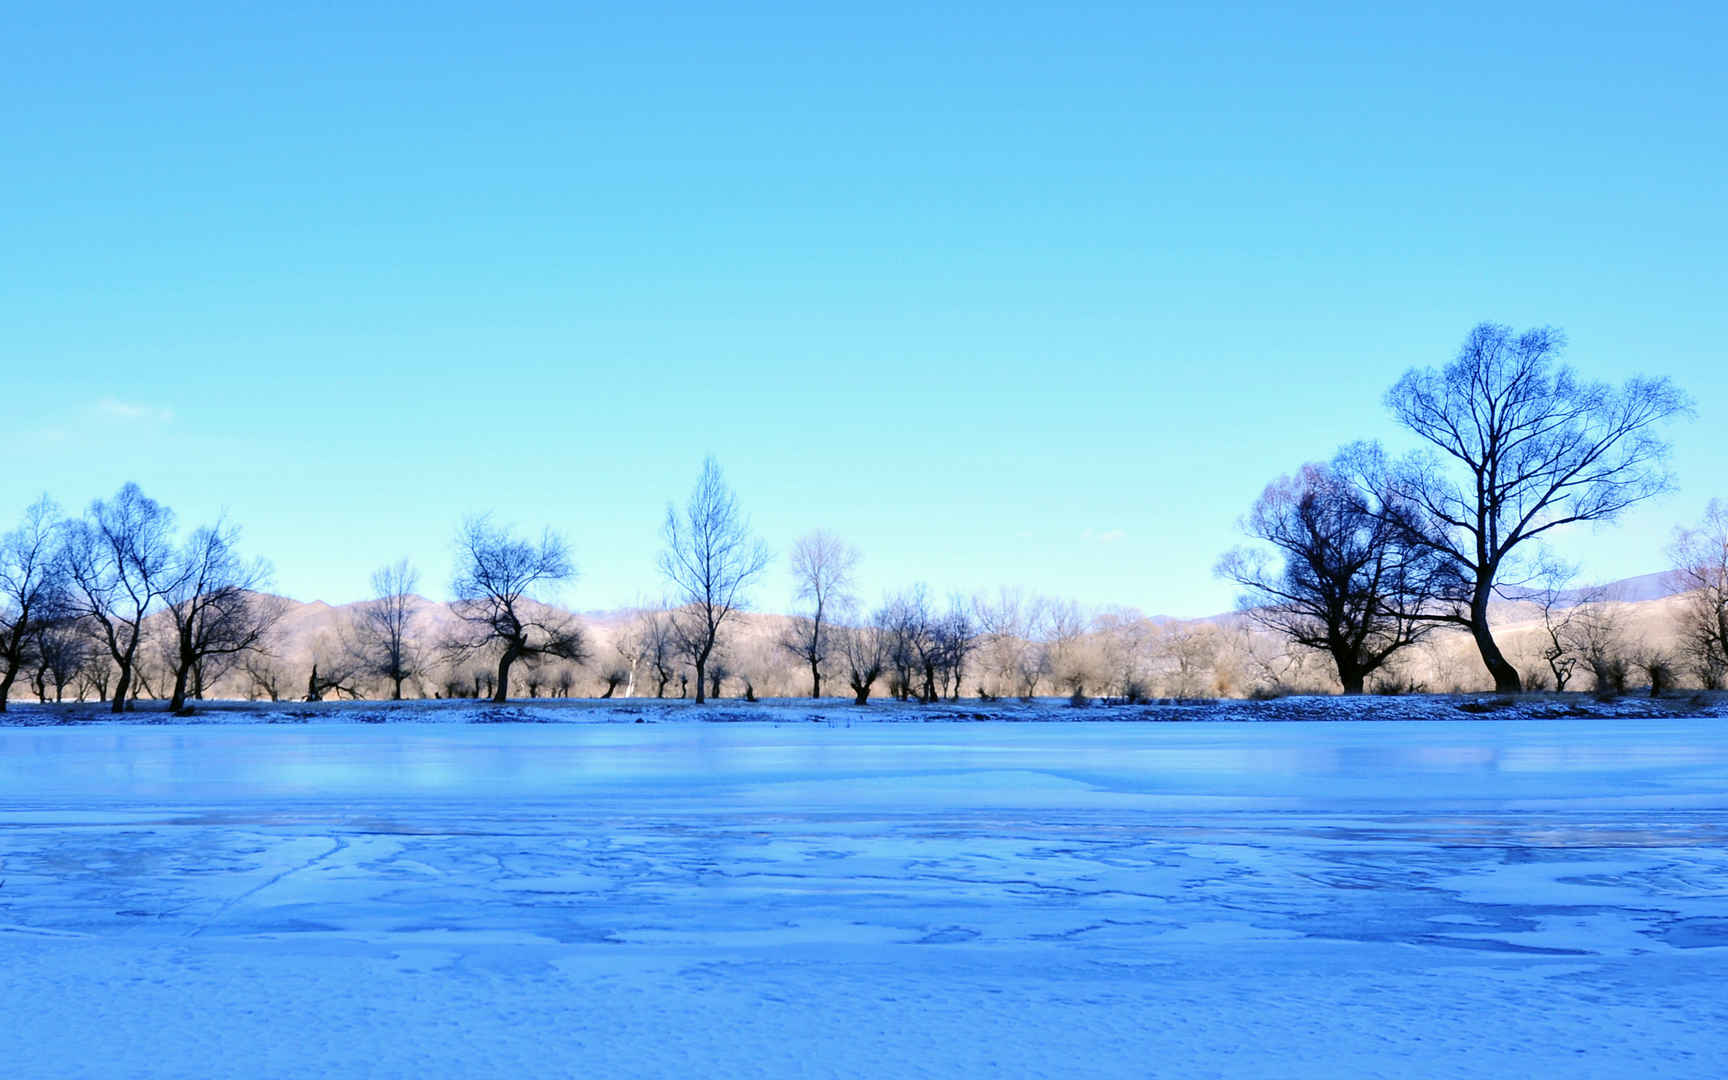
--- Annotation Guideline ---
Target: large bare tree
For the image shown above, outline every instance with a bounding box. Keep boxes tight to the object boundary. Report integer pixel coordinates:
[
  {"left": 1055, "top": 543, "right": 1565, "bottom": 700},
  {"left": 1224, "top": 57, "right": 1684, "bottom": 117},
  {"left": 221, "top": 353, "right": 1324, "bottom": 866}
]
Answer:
[
  {"left": 1669, "top": 499, "right": 1728, "bottom": 689},
  {"left": 1379, "top": 323, "right": 1690, "bottom": 692},
  {"left": 1, "top": 497, "right": 68, "bottom": 712},
  {"left": 658, "top": 457, "right": 770, "bottom": 704},
  {"left": 449, "top": 516, "right": 586, "bottom": 703},
  {"left": 1218, "top": 457, "right": 1442, "bottom": 694},
  {"left": 59, "top": 483, "right": 184, "bottom": 712},
  {"left": 356, "top": 558, "right": 423, "bottom": 699},
  {"left": 779, "top": 529, "right": 859, "bottom": 698}
]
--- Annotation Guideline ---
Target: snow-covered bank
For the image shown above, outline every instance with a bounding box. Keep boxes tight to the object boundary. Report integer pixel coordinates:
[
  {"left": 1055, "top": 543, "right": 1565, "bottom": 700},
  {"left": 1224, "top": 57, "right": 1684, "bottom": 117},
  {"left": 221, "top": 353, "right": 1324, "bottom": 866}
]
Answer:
[{"left": 4, "top": 690, "right": 1727, "bottom": 727}]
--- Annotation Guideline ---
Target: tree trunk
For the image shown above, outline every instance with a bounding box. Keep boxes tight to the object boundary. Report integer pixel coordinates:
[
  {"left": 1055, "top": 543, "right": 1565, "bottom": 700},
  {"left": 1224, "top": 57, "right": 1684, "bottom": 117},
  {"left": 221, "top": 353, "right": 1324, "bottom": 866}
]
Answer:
[
  {"left": 493, "top": 650, "right": 515, "bottom": 704},
  {"left": 1333, "top": 651, "right": 1366, "bottom": 695},
  {"left": 694, "top": 659, "right": 707, "bottom": 704},
  {"left": 391, "top": 676, "right": 404, "bottom": 701},
  {"left": 110, "top": 664, "right": 132, "bottom": 713},
  {"left": 852, "top": 683, "right": 869, "bottom": 705},
  {"left": 168, "top": 663, "right": 192, "bottom": 712},
  {"left": 0, "top": 667, "right": 15, "bottom": 712},
  {"left": 810, "top": 659, "right": 821, "bottom": 699},
  {"left": 1470, "top": 588, "right": 1522, "bottom": 693}
]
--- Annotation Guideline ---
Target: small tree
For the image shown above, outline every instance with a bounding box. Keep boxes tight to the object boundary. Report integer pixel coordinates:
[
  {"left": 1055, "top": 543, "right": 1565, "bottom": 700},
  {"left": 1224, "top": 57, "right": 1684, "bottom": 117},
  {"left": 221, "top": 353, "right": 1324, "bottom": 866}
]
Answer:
[
  {"left": 1512, "top": 560, "right": 1598, "bottom": 693},
  {"left": 629, "top": 603, "right": 679, "bottom": 698},
  {"left": 1573, "top": 593, "right": 1628, "bottom": 696},
  {"left": 779, "top": 530, "right": 859, "bottom": 698},
  {"left": 1380, "top": 323, "right": 1691, "bottom": 692},
  {"left": 356, "top": 559, "right": 423, "bottom": 699},
  {"left": 449, "top": 517, "right": 586, "bottom": 704},
  {"left": 1669, "top": 500, "right": 1728, "bottom": 690},
  {"left": 32, "top": 619, "right": 92, "bottom": 702},
  {"left": 835, "top": 608, "right": 889, "bottom": 705},
  {"left": 658, "top": 458, "right": 770, "bottom": 704},
  {"left": 1, "top": 497, "right": 67, "bottom": 712},
  {"left": 930, "top": 597, "right": 977, "bottom": 701}
]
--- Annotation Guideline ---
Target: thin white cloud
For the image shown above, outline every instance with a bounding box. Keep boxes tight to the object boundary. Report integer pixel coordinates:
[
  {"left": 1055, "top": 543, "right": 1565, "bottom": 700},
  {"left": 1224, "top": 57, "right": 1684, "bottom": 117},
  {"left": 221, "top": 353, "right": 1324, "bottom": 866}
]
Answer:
[
  {"left": 93, "top": 396, "right": 174, "bottom": 423},
  {"left": 1081, "top": 528, "right": 1126, "bottom": 544}
]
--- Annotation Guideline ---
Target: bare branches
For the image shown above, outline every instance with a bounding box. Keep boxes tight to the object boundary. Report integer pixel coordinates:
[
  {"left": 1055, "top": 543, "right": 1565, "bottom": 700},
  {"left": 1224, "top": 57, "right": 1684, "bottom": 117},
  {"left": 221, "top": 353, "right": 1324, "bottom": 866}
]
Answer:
[
  {"left": 780, "top": 530, "right": 859, "bottom": 698},
  {"left": 448, "top": 516, "right": 585, "bottom": 703},
  {"left": 1218, "top": 455, "right": 1443, "bottom": 694},
  {"left": 58, "top": 484, "right": 183, "bottom": 712},
  {"left": 356, "top": 559, "right": 423, "bottom": 699},
  {"left": 1669, "top": 500, "right": 1728, "bottom": 689},
  {"left": 658, "top": 457, "right": 771, "bottom": 704},
  {"left": 1379, "top": 322, "right": 1691, "bottom": 692},
  {"left": 1, "top": 496, "right": 69, "bottom": 712},
  {"left": 163, "top": 517, "right": 278, "bottom": 711}
]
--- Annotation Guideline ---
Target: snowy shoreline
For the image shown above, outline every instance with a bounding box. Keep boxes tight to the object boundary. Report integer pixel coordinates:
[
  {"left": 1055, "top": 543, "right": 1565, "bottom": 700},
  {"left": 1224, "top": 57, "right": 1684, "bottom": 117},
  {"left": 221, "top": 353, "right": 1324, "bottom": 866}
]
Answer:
[{"left": 3, "top": 691, "right": 1726, "bottom": 727}]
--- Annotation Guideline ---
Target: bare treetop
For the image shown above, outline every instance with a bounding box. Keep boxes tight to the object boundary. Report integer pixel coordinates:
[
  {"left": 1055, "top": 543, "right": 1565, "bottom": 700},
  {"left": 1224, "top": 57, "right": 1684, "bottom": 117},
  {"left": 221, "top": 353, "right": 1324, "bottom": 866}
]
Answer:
[{"left": 1386, "top": 324, "right": 1691, "bottom": 561}]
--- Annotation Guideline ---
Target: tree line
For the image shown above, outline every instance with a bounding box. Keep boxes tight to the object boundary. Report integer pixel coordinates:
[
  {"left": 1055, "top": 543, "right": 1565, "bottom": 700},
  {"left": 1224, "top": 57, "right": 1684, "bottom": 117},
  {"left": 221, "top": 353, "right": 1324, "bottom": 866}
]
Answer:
[{"left": 3, "top": 323, "right": 1723, "bottom": 710}]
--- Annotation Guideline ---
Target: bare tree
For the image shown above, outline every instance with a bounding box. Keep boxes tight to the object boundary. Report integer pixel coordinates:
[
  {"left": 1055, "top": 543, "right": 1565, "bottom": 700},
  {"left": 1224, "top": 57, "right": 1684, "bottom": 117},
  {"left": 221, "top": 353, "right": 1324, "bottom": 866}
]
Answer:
[
  {"left": 1092, "top": 607, "right": 1156, "bottom": 702},
  {"left": 243, "top": 653, "right": 288, "bottom": 702},
  {"left": 1, "top": 497, "right": 67, "bottom": 712},
  {"left": 628, "top": 603, "right": 679, "bottom": 698},
  {"left": 779, "top": 530, "right": 859, "bottom": 698},
  {"left": 877, "top": 587, "right": 941, "bottom": 702},
  {"left": 1669, "top": 499, "right": 1728, "bottom": 690},
  {"left": 931, "top": 596, "right": 977, "bottom": 700},
  {"left": 658, "top": 457, "right": 771, "bottom": 704},
  {"left": 1045, "top": 599, "right": 1092, "bottom": 698},
  {"left": 1378, "top": 323, "right": 1691, "bottom": 692},
  {"left": 356, "top": 559, "right": 422, "bottom": 699},
  {"left": 591, "top": 665, "right": 621, "bottom": 698},
  {"left": 835, "top": 606, "right": 889, "bottom": 704},
  {"left": 32, "top": 619, "right": 92, "bottom": 702},
  {"left": 1573, "top": 591, "right": 1628, "bottom": 696},
  {"left": 163, "top": 518, "right": 278, "bottom": 711},
  {"left": 1511, "top": 559, "right": 1598, "bottom": 692},
  {"left": 448, "top": 516, "right": 587, "bottom": 704},
  {"left": 1218, "top": 457, "right": 1442, "bottom": 694},
  {"left": 59, "top": 484, "right": 184, "bottom": 713}
]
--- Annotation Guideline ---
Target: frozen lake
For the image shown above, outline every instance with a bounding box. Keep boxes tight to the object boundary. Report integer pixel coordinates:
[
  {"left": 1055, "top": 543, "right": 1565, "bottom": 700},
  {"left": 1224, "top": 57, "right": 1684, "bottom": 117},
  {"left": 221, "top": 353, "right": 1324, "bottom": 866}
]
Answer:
[{"left": 3, "top": 718, "right": 1727, "bottom": 1077}]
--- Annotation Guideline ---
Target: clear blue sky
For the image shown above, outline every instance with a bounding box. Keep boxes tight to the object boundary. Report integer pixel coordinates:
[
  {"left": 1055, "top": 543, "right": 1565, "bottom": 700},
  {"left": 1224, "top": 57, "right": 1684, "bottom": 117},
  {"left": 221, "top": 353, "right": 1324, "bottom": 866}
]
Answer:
[{"left": 4, "top": 2, "right": 1724, "bottom": 616}]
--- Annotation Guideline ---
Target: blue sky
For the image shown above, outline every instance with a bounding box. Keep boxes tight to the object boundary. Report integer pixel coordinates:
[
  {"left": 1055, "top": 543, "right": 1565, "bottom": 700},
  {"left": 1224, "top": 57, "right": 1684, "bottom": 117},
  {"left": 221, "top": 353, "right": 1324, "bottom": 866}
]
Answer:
[{"left": 4, "top": 2, "right": 1724, "bottom": 616}]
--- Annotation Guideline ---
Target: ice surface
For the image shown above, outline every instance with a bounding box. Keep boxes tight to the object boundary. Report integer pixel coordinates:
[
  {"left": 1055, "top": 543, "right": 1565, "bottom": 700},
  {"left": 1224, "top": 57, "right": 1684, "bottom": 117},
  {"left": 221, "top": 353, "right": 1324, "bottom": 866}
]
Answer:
[{"left": 3, "top": 717, "right": 1726, "bottom": 1077}]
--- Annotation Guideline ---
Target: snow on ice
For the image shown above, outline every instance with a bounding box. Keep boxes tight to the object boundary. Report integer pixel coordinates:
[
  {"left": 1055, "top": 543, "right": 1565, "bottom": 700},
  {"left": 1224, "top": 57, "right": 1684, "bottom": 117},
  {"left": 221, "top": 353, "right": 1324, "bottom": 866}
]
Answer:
[{"left": 2, "top": 703, "right": 1726, "bottom": 1077}]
